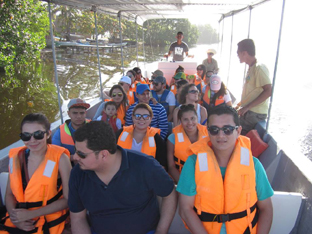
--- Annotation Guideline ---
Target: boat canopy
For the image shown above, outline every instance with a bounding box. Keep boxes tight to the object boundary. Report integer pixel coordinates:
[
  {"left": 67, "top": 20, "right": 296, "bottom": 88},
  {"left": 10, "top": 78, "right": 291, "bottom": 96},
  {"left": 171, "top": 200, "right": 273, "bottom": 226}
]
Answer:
[{"left": 44, "top": 0, "right": 270, "bottom": 25}]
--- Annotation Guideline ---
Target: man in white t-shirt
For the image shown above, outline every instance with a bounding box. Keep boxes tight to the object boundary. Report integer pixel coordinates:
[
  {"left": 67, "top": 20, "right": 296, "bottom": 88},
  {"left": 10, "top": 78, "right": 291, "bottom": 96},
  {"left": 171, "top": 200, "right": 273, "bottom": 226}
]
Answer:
[{"left": 151, "top": 76, "right": 176, "bottom": 121}]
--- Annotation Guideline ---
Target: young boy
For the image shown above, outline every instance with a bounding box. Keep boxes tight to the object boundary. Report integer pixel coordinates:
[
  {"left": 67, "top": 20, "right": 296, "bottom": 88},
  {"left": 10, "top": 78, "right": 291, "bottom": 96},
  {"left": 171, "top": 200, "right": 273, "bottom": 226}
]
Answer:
[{"left": 97, "top": 101, "right": 122, "bottom": 132}]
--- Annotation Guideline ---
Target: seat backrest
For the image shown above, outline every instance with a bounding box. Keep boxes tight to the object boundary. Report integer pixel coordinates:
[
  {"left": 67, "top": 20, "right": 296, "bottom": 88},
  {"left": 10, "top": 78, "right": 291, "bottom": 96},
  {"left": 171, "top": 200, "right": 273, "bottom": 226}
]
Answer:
[{"left": 0, "top": 172, "right": 9, "bottom": 206}]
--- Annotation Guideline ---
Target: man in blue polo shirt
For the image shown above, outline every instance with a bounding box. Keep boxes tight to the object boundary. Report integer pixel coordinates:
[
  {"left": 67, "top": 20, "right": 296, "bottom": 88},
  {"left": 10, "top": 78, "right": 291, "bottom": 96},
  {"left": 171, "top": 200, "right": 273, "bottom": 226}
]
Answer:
[
  {"left": 69, "top": 121, "right": 177, "bottom": 234},
  {"left": 125, "top": 84, "right": 168, "bottom": 139}
]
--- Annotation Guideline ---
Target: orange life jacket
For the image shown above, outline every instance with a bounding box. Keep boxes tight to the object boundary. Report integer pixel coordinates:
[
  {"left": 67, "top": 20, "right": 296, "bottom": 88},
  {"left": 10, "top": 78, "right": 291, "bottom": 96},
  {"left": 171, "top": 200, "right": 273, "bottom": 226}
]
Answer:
[
  {"left": 170, "top": 84, "right": 177, "bottom": 95},
  {"left": 104, "top": 99, "right": 126, "bottom": 125},
  {"left": 127, "top": 91, "right": 135, "bottom": 106},
  {"left": 202, "top": 86, "right": 225, "bottom": 107},
  {"left": 187, "top": 136, "right": 258, "bottom": 234},
  {"left": 117, "top": 125, "right": 160, "bottom": 157},
  {"left": 194, "top": 74, "right": 205, "bottom": 87},
  {"left": 130, "top": 83, "right": 137, "bottom": 92},
  {"left": 1, "top": 145, "right": 70, "bottom": 234},
  {"left": 60, "top": 119, "right": 90, "bottom": 146},
  {"left": 172, "top": 124, "right": 208, "bottom": 173}
]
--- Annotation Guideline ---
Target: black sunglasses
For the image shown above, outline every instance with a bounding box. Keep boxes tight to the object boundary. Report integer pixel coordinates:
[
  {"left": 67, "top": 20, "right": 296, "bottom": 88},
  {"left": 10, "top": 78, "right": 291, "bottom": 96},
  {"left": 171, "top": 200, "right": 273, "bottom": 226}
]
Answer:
[
  {"left": 75, "top": 149, "right": 99, "bottom": 159},
  {"left": 208, "top": 125, "right": 238, "bottom": 136},
  {"left": 112, "top": 92, "right": 123, "bottom": 97},
  {"left": 134, "top": 114, "right": 151, "bottom": 120},
  {"left": 20, "top": 130, "right": 48, "bottom": 141},
  {"left": 188, "top": 90, "right": 199, "bottom": 94}
]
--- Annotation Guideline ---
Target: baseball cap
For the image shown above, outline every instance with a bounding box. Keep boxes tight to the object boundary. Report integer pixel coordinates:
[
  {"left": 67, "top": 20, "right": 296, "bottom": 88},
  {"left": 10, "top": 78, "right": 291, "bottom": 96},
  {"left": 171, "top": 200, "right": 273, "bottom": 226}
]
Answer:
[
  {"left": 119, "top": 76, "right": 131, "bottom": 85},
  {"left": 210, "top": 75, "right": 221, "bottom": 91},
  {"left": 173, "top": 72, "right": 186, "bottom": 80},
  {"left": 153, "top": 76, "right": 166, "bottom": 84},
  {"left": 136, "top": 84, "right": 150, "bottom": 94},
  {"left": 68, "top": 98, "right": 90, "bottom": 110},
  {"left": 152, "top": 70, "right": 164, "bottom": 78}
]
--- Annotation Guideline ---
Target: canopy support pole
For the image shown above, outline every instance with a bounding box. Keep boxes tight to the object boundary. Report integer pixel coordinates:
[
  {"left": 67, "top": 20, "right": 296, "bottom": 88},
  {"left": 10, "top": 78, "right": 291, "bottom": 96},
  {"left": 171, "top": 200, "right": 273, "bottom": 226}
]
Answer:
[
  {"left": 220, "top": 15, "right": 225, "bottom": 58},
  {"left": 142, "top": 25, "right": 146, "bottom": 65},
  {"left": 118, "top": 11, "right": 124, "bottom": 75},
  {"left": 266, "top": 0, "right": 286, "bottom": 132},
  {"left": 135, "top": 17, "right": 139, "bottom": 66},
  {"left": 92, "top": 6, "right": 104, "bottom": 101},
  {"left": 243, "top": 6, "right": 253, "bottom": 80},
  {"left": 48, "top": 1, "right": 63, "bottom": 123},
  {"left": 226, "top": 13, "right": 234, "bottom": 86}
]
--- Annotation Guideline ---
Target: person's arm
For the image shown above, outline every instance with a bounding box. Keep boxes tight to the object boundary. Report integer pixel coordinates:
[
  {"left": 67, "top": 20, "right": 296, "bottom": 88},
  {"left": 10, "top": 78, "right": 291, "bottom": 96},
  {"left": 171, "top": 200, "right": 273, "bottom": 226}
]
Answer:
[
  {"left": 256, "top": 197, "right": 273, "bottom": 234},
  {"left": 200, "top": 106, "right": 207, "bottom": 125},
  {"left": 172, "top": 107, "right": 179, "bottom": 127},
  {"left": 179, "top": 194, "right": 207, "bottom": 233},
  {"left": 9, "top": 154, "right": 72, "bottom": 223},
  {"left": 70, "top": 209, "right": 91, "bottom": 234},
  {"left": 93, "top": 102, "right": 105, "bottom": 120},
  {"left": 157, "top": 106, "right": 168, "bottom": 139},
  {"left": 155, "top": 188, "right": 178, "bottom": 234},
  {"left": 155, "top": 134, "right": 168, "bottom": 170},
  {"left": 167, "top": 106, "right": 175, "bottom": 122},
  {"left": 125, "top": 105, "right": 134, "bottom": 126},
  {"left": 167, "top": 140, "right": 180, "bottom": 183},
  {"left": 167, "top": 92, "right": 176, "bottom": 122},
  {"left": 238, "top": 84, "right": 272, "bottom": 116}
]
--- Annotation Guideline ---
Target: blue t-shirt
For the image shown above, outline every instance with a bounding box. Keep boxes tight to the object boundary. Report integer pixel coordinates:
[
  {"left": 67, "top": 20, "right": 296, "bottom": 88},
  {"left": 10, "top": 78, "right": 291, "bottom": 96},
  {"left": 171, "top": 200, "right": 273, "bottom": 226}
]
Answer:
[
  {"left": 68, "top": 146, "right": 174, "bottom": 234},
  {"left": 177, "top": 155, "right": 274, "bottom": 234}
]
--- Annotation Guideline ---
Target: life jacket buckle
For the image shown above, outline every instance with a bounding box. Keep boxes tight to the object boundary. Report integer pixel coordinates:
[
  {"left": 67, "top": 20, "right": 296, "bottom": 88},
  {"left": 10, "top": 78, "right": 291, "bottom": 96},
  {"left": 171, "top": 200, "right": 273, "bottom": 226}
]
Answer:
[{"left": 217, "top": 214, "right": 230, "bottom": 223}]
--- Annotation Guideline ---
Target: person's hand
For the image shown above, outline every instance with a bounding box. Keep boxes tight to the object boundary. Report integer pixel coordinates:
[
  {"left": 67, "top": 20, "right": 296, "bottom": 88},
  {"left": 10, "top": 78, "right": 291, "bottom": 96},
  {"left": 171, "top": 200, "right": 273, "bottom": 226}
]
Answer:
[
  {"left": 10, "top": 208, "right": 33, "bottom": 223},
  {"left": 12, "top": 220, "right": 35, "bottom": 232},
  {"left": 238, "top": 106, "right": 249, "bottom": 116},
  {"left": 150, "top": 98, "right": 158, "bottom": 105}
]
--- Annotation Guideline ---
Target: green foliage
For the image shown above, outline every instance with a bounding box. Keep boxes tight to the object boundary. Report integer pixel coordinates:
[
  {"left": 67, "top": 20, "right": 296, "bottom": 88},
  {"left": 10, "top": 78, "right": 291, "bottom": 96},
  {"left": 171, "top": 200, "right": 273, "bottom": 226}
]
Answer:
[
  {"left": 0, "top": 0, "right": 49, "bottom": 86},
  {"left": 143, "top": 19, "right": 199, "bottom": 46},
  {"left": 196, "top": 24, "right": 219, "bottom": 44}
]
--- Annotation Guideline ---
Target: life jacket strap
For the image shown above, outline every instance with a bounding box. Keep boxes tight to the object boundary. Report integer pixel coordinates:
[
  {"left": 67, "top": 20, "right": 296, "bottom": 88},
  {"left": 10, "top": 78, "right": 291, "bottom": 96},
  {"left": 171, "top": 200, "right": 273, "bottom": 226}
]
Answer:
[
  {"left": 16, "top": 189, "right": 63, "bottom": 209},
  {"left": 194, "top": 202, "right": 257, "bottom": 223}
]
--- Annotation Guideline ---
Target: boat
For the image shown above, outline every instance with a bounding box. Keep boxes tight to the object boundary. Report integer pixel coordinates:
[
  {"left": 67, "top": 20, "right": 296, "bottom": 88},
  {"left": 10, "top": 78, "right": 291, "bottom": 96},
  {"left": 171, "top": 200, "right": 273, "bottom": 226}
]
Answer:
[{"left": 1, "top": 0, "right": 312, "bottom": 233}]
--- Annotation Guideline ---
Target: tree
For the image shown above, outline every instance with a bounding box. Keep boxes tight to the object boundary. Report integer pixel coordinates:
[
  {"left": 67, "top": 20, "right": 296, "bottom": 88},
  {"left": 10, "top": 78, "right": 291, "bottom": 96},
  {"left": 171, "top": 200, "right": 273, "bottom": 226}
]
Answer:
[
  {"left": 196, "top": 24, "right": 219, "bottom": 44},
  {"left": 0, "top": 0, "right": 49, "bottom": 87}
]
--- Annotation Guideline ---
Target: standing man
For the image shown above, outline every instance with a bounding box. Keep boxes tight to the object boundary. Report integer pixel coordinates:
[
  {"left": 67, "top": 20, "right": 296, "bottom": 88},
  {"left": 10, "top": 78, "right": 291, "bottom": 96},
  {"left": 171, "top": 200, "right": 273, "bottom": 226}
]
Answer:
[
  {"left": 69, "top": 121, "right": 177, "bottom": 234},
  {"left": 178, "top": 105, "right": 273, "bottom": 234},
  {"left": 236, "top": 39, "right": 272, "bottom": 135},
  {"left": 151, "top": 76, "right": 176, "bottom": 121},
  {"left": 125, "top": 84, "right": 168, "bottom": 139},
  {"left": 202, "top": 49, "right": 219, "bottom": 74},
  {"left": 52, "top": 98, "right": 90, "bottom": 160},
  {"left": 165, "top": 32, "right": 193, "bottom": 61}
]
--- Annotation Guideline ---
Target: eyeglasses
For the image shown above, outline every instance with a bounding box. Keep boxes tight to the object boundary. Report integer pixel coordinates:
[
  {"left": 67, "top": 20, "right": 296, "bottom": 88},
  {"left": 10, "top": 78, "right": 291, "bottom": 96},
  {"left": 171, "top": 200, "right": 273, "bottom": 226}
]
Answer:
[
  {"left": 118, "top": 82, "right": 125, "bottom": 86},
  {"left": 75, "top": 149, "right": 99, "bottom": 159},
  {"left": 127, "top": 74, "right": 133, "bottom": 78},
  {"left": 188, "top": 90, "right": 199, "bottom": 94},
  {"left": 197, "top": 68, "right": 203, "bottom": 71},
  {"left": 152, "top": 82, "right": 160, "bottom": 86},
  {"left": 208, "top": 53, "right": 214, "bottom": 56},
  {"left": 208, "top": 125, "right": 238, "bottom": 136},
  {"left": 207, "top": 75, "right": 212, "bottom": 78},
  {"left": 20, "top": 130, "right": 48, "bottom": 141},
  {"left": 134, "top": 114, "right": 151, "bottom": 120},
  {"left": 112, "top": 92, "right": 123, "bottom": 97}
]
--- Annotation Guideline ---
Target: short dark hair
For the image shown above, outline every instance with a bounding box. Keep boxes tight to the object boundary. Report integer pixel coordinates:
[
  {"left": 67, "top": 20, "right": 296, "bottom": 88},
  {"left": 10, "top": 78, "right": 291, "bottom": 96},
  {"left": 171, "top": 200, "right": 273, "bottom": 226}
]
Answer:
[
  {"left": 178, "top": 104, "right": 197, "bottom": 120},
  {"left": 126, "top": 70, "right": 136, "bottom": 77},
  {"left": 178, "top": 83, "right": 196, "bottom": 104},
  {"left": 21, "top": 113, "right": 51, "bottom": 144},
  {"left": 74, "top": 121, "right": 117, "bottom": 154},
  {"left": 177, "top": 31, "right": 183, "bottom": 35},
  {"left": 176, "top": 79, "right": 188, "bottom": 89},
  {"left": 132, "top": 103, "right": 153, "bottom": 118},
  {"left": 105, "top": 101, "right": 118, "bottom": 110},
  {"left": 237, "top": 39, "right": 256, "bottom": 57},
  {"left": 208, "top": 105, "right": 240, "bottom": 126}
]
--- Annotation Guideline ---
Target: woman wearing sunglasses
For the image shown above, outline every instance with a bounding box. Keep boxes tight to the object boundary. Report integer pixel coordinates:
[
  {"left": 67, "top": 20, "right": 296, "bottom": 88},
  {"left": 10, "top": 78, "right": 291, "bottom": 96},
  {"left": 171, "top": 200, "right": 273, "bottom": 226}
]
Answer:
[
  {"left": 2, "top": 113, "right": 71, "bottom": 234},
  {"left": 173, "top": 84, "right": 207, "bottom": 127},
  {"left": 167, "top": 104, "right": 208, "bottom": 183},
  {"left": 116, "top": 103, "right": 167, "bottom": 169},
  {"left": 93, "top": 84, "right": 128, "bottom": 125}
]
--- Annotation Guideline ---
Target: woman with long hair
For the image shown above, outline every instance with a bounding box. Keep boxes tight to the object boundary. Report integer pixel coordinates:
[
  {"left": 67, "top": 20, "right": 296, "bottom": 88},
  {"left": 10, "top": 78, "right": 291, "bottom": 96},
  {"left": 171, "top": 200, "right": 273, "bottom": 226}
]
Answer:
[
  {"left": 173, "top": 84, "right": 207, "bottom": 126},
  {"left": 167, "top": 104, "right": 208, "bottom": 183},
  {"left": 93, "top": 84, "right": 128, "bottom": 125},
  {"left": 116, "top": 103, "right": 167, "bottom": 169},
  {"left": 1, "top": 113, "right": 71, "bottom": 234}
]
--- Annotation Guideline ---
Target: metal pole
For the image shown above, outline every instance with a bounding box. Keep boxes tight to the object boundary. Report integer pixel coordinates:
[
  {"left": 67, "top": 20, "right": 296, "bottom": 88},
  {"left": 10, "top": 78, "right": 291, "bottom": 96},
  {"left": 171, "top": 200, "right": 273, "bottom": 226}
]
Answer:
[
  {"left": 243, "top": 6, "right": 253, "bottom": 81},
  {"left": 226, "top": 13, "right": 234, "bottom": 86},
  {"left": 266, "top": 0, "right": 286, "bottom": 132},
  {"left": 92, "top": 7, "right": 104, "bottom": 101},
  {"left": 220, "top": 16, "right": 225, "bottom": 59},
  {"left": 135, "top": 17, "right": 139, "bottom": 66},
  {"left": 118, "top": 11, "right": 124, "bottom": 75},
  {"left": 142, "top": 25, "right": 146, "bottom": 64},
  {"left": 48, "top": 1, "right": 63, "bottom": 123}
]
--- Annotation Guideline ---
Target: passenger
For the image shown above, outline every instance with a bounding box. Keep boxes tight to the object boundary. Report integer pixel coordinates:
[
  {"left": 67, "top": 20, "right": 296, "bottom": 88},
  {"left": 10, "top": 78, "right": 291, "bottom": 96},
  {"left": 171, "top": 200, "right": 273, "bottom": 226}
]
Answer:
[
  {"left": 177, "top": 105, "right": 273, "bottom": 233},
  {"left": 202, "top": 48, "right": 219, "bottom": 74},
  {"left": 150, "top": 69, "right": 166, "bottom": 90},
  {"left": 167, "top": 104, "right": 208, "bottom": 183},
  {"left": 194, "top": 64, "right": 206, "bottom": 93},
  {"left": 125, "top": 84, "right": 168, "bottom": 139},
  {"left": 96, "top": 101, "right": 122, "bottom": 132},
  {"left": 175, "top": 79, "right": 189, "bottom": 107},
  {"left": 69, "top": 121, "right": 177, "bottom": 234},
  {"left": 93, "top": 84, "right": 128, "bottom": 125},
  {"left": 151, "top": 76, "right": 176, "bottom": 121},
  {"left": 116, "top": 103, "right": 167, "bottom": 169},
  {"left": 1, "top": 113, "right": 71, "bottom": 234},
  {"left": 170, "top": 71, "right": 187, "bottom": 95},
  {"left": 126, "top": 69, "right": 137, "bottom": 92},
  {"left": 205, "top": 70, "right": 214, "bottom": 85},
  {"left": 164, "top": 31, "right": 193, "bottom": 61},
  {"left": 118, "top": 75, "right": 135, "bottom": 105},
  {"left": 173, "top": 84, "right": 207, "bottom": 127},
  {"left": 202, "top": 74, "right": 232, "bottom": 114},
  {"left": 133, "top": 67, "right": 149, "bottom": 84},
  {"left": 52, "top": 98, "right": 90, "bottom": 159},
  {"left": 236, "top": 39, "right": 272, "bottom": 135}
]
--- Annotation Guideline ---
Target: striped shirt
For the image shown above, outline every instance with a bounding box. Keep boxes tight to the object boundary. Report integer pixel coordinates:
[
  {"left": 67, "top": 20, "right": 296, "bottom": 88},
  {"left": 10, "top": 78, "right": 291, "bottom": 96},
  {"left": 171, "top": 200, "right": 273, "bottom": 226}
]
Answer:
[{"left": 125, "top": 101, "right": 168, "bottom": 139}]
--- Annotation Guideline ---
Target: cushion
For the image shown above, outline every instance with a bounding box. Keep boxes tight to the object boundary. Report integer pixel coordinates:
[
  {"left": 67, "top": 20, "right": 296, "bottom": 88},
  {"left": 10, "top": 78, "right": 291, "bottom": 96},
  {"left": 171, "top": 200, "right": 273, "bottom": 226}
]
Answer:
[{"left": 246, "top": 129, "right": 269, "bottom": 157}]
